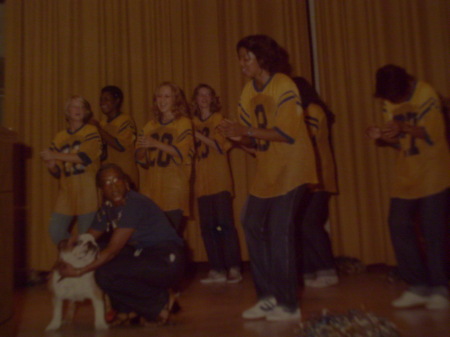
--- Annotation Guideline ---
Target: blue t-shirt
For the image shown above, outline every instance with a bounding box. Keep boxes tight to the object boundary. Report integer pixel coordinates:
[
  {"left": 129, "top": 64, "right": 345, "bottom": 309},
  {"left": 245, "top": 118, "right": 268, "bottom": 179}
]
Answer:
[{"left": 90, "top": 190, "right": 183, "bottom": 248}]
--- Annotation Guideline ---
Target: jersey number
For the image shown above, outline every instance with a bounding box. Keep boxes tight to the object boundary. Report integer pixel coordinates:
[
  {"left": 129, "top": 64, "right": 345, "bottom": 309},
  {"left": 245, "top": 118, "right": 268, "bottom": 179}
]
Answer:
[
  {"left": 60, "top": 141, "right": 86, "bottom": 177},
  {"left": 195, "top": 127, "right": 210, "bottom": 160},
  {"left": 255, "top": 104, "right": 270, "bottom": 151},
  {"left": 149, "top": 133, "right": 173, "bottom": 167}
]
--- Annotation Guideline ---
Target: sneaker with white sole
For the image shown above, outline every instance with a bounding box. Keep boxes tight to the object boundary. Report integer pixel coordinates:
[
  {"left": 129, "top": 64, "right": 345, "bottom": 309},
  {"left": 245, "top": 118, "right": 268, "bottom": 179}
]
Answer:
[
  {"left": 426, "top": 294, "right": 449, "bottom": 310},
  {"left": 227, "top": 268, "right": 243, "bottom": 284},
  {"left": 242, "top": 297, "right": 277, "bottom": 319},
  {"left": 200, "top": 270, "right": 227, "bottom": 284},
  {"left": 265, "top": 306, "right": 301, "bottom": 321},
  {"left": 304, "top": 275, "right": 338, "bottom": 288},
  {"left": 392, "top": 291, "right": 429, "bottom": 308}
]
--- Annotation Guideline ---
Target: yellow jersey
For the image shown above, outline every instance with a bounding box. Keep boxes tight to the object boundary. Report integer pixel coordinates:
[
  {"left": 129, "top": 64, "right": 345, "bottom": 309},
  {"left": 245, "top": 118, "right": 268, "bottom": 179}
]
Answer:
[
  {"left": 50, "top": 124, "right": 102, "bottom": 215},
  {"left": 382, "top": 81, "right": 450, "bottom": 199},
  {"left": 138, "top": 116, "right": 194, "bottom": 214},
  {"left": 238, "top": 73, "right": 317, "bottom": 198},
  {"left": 193, "top": 113, "right": 233, "bottom": 198},
  {"left": 305, "top": 103, "right": 338, "bottom": 193},
  {"left": 100, "top": 113, "right": 139, "bottom": 186}
]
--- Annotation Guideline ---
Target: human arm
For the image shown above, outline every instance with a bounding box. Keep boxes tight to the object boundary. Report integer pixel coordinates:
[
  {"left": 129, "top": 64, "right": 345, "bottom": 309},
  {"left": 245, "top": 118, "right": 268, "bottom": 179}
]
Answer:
[
  {"left": 40, "top": 148, "right": 84, "bottom": 164},
  {"left": 136, "top": 134, "right": 179, "bottom": 157},
  {"left": 58, "top": 227, "right": 135, "bottom": 277},
  {"left": 194, "top": 131, "right": 222, "bottom": 153},
  {"left": 217, "top": 119, "right": 289, "bottom": 146}
]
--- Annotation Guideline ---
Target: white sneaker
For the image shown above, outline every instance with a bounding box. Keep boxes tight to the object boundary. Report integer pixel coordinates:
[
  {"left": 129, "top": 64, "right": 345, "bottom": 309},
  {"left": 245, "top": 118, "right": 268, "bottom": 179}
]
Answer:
[
  {"left": 392, "top": 291, "right": 429, "bottom": 308},
  {"left": 265, "top": 306, "right": 301, "bottom": 321},
  {"left": 200, "top": 270, "right": 227, "bottom": 284},
  {"left": 426, "top": 294, "right": 449, "bottom": 310},
  {"left": 242, "top": 297, "right": 277, "bottom": 319},
  {"left": 227, "top": 268, "right": 243, "bottom": 284},
  {"left": 304, "top": 275, "right": 339, "bottom": 288}
]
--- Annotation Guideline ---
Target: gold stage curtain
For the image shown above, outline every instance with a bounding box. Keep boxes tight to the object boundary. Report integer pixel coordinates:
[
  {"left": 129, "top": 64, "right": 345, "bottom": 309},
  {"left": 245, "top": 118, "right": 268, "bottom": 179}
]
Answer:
[
  {"left": 3, "top": 0, "right": 311, "bottom": 270},
  {"left": 313, "top": 0, "right": 450, "bottom": 264}
]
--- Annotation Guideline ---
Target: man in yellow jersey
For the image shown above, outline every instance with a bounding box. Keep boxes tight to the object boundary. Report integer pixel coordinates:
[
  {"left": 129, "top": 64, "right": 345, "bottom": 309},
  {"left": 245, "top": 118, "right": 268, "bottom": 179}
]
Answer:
[{"left": 367, "top": 64, "right": 450, "bottom": 310}]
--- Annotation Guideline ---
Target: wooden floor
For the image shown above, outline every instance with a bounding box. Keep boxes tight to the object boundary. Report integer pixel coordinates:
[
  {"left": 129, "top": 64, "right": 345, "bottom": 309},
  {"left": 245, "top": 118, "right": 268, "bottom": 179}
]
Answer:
[{"left": 2, "top": 264, "right": 449, "bottom": 337}]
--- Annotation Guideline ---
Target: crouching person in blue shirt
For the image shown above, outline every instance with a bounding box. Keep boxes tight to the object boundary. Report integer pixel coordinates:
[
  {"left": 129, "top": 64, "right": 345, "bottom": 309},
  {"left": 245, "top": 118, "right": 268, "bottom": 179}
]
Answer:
[{"left": 59, "top": 163, "right": 185, "bottom": 326}]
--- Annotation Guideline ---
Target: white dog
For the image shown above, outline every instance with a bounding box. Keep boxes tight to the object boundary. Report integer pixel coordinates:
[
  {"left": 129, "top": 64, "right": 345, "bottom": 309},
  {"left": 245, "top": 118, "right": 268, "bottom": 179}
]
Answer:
[{"left": 46, "top": 233, "right": 108, "bottom": 330}]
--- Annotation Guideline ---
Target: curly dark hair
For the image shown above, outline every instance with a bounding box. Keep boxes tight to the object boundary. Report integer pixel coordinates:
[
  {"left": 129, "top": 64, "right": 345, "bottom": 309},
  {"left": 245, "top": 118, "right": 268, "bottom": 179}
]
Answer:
[
  {"left": 190, "top": 84, "right": 222, "bottom": 118},
  {"left": 236, "top": 35, "right": 292, "bottom": 76}
]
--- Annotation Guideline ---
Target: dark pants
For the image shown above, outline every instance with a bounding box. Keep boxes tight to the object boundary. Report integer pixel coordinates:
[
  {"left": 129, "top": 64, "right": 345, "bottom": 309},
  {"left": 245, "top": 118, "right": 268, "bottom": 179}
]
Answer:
[
  {"left": 243, "top": 185, "right": 307, "bottom": 311},
  {"left": 296, "top": 191, "right": 335, "bottom": 275},
  {"left": 389, "top": 188, "right": 449, "bottom": 290},
  {"left": 198, "top": 191, "right": 241, "bottom": 272},
  {"left": 95, "top": 242, "right": 186, "bottom": 321}
]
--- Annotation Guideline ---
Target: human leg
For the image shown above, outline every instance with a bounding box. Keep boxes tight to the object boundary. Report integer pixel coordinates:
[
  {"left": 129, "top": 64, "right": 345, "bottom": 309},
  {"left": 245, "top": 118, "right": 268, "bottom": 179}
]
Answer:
[
  {"left": 389, "top": 197, "right": 429, "bottom": 287},
  {"left": 301, "top": 191, "right": 337, "bottom": 287},
  {"left": 214, "top": 191, "right": 242, "bottom": 278},
  {"left": 48, "top": 213, "right": 74, "bottom": 245},
  {"left": 242, "top": 195, "right": 272, "bottom": 299},
  {"left": 198, "top": 195, "right": 226, "bottom": 273},
  {"left": 419, "top": 189, "right": 449, "bottom": 309},
  {"left": 267, "top": 186, "right": 305, "bottom": 312},
  {"left": 95, "top": 243, "right": 186, "bottom": 321}
]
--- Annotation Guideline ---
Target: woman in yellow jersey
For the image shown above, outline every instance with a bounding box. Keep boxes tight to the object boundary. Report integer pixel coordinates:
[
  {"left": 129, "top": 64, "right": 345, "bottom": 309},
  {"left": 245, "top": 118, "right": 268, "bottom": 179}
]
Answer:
[
  {"left": 292, "top": 77, "right": 339, "bottom": 288},
  {"left": 136, "top": 82, "right": 194, "bottom": 235},
  {"left": 41, "top": 95, "right": 102, "bottom": 244},
  {"left": 219, "top": 35, "right": 317, "bottom": 321},
  {"left": 89, "top": 86, "right": 139, "bottom": 188},
  {"left": 191, "top": 84, "right": 242, "bottom": 284},
  {"left": 366, "top": 65, "right": 450, "bottom": 310}
]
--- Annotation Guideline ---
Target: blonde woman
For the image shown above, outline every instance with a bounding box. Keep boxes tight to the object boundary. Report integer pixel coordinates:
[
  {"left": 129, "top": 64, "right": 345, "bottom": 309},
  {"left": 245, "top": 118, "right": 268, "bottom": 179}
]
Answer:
[
  {"left": 41, "top": 95, "right": 102, "bottom": 244},
  {"left": 136, "top": 82, "right": 194, "bottom": 235}
]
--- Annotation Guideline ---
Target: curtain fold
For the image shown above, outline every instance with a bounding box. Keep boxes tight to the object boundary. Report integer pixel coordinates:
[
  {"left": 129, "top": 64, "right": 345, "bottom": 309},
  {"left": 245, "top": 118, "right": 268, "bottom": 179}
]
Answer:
[
  {"left": 4, "top": 0, "right": 311, "bottom": 270},
  {"left": 313, "top": 0, "right": 450, "bottom": 264}
]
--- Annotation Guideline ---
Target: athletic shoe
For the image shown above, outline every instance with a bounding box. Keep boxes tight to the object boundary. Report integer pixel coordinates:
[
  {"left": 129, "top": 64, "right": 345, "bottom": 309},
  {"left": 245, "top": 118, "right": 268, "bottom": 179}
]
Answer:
[
  {"left": 304, "top": 275, "right": 339, "bottom": 288},
  {"left": 242, "top": 297, "right": 277, "bottom": 319},
  {"left": 266, "top": 306, "right": 301, "bottom": 321},
  {"left": 391, "top": 291, "right": 429, "bottom": 308},
  {"left": 426, "top": 294, "right": 449, "bottom": 310},
  {"left": 200, "top": 270, "right": 227, "bottom": 284},
  {"left": 227, "top": 268, "right": 243, "bottom": 284}
]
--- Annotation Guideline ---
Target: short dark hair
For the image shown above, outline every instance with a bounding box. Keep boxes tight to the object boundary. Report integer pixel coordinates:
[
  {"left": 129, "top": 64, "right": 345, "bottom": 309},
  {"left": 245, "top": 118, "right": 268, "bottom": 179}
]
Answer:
[
  {"left": 236, "top": 35, "right": 292, "bottom": 76},
  {"left": 375, "top": 64, "right": 414, "bottom": 101},
  {"left": 96, "top": 163, "right": 126, "bottom": 187},
  {"left": 101, "top": 86, "right": 124, "bottom": 108}
]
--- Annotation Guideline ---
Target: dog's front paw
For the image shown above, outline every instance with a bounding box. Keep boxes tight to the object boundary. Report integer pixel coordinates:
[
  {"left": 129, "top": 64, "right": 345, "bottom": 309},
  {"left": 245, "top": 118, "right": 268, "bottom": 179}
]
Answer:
[
  {"left": 45, "top": 320, "right": 61, "bottom": 331},
  {"left": 95, "top": 321, "right": 109, "bottom": 330}
]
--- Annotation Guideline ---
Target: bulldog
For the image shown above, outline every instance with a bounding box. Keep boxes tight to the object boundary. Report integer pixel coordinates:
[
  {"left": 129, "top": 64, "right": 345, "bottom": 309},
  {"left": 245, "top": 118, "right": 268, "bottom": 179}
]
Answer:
[{"left": 46, "top": 233, "right": 108, "bottom": 330}]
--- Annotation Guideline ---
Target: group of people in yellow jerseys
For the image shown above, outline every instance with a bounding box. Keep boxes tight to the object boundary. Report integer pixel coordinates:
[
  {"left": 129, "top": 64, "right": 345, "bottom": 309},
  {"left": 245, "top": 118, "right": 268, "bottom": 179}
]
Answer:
[{"left": 40, "top": 34, "right": 449, "bottom": 325}]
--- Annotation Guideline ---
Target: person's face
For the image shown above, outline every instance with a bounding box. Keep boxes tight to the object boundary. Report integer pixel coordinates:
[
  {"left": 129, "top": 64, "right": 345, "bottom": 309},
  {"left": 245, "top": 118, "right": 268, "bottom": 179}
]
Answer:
[
  {"left": 100, "top": 91, "right": 120, "bottom": 116},
  {"left": 196, "top": 87, "right": 213, "bottom": 111},
  {"left": 156, "top": 85, "right": 175, "bottom": 116},
  {"left": 238, "top": 47, "right": 261, "bottom": 79},
  {"left": 98, "top": 168, "right": 129, "bottom": 206},
  {"left": 67, "top": 99, "right": 87, "bottom": 123}
]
